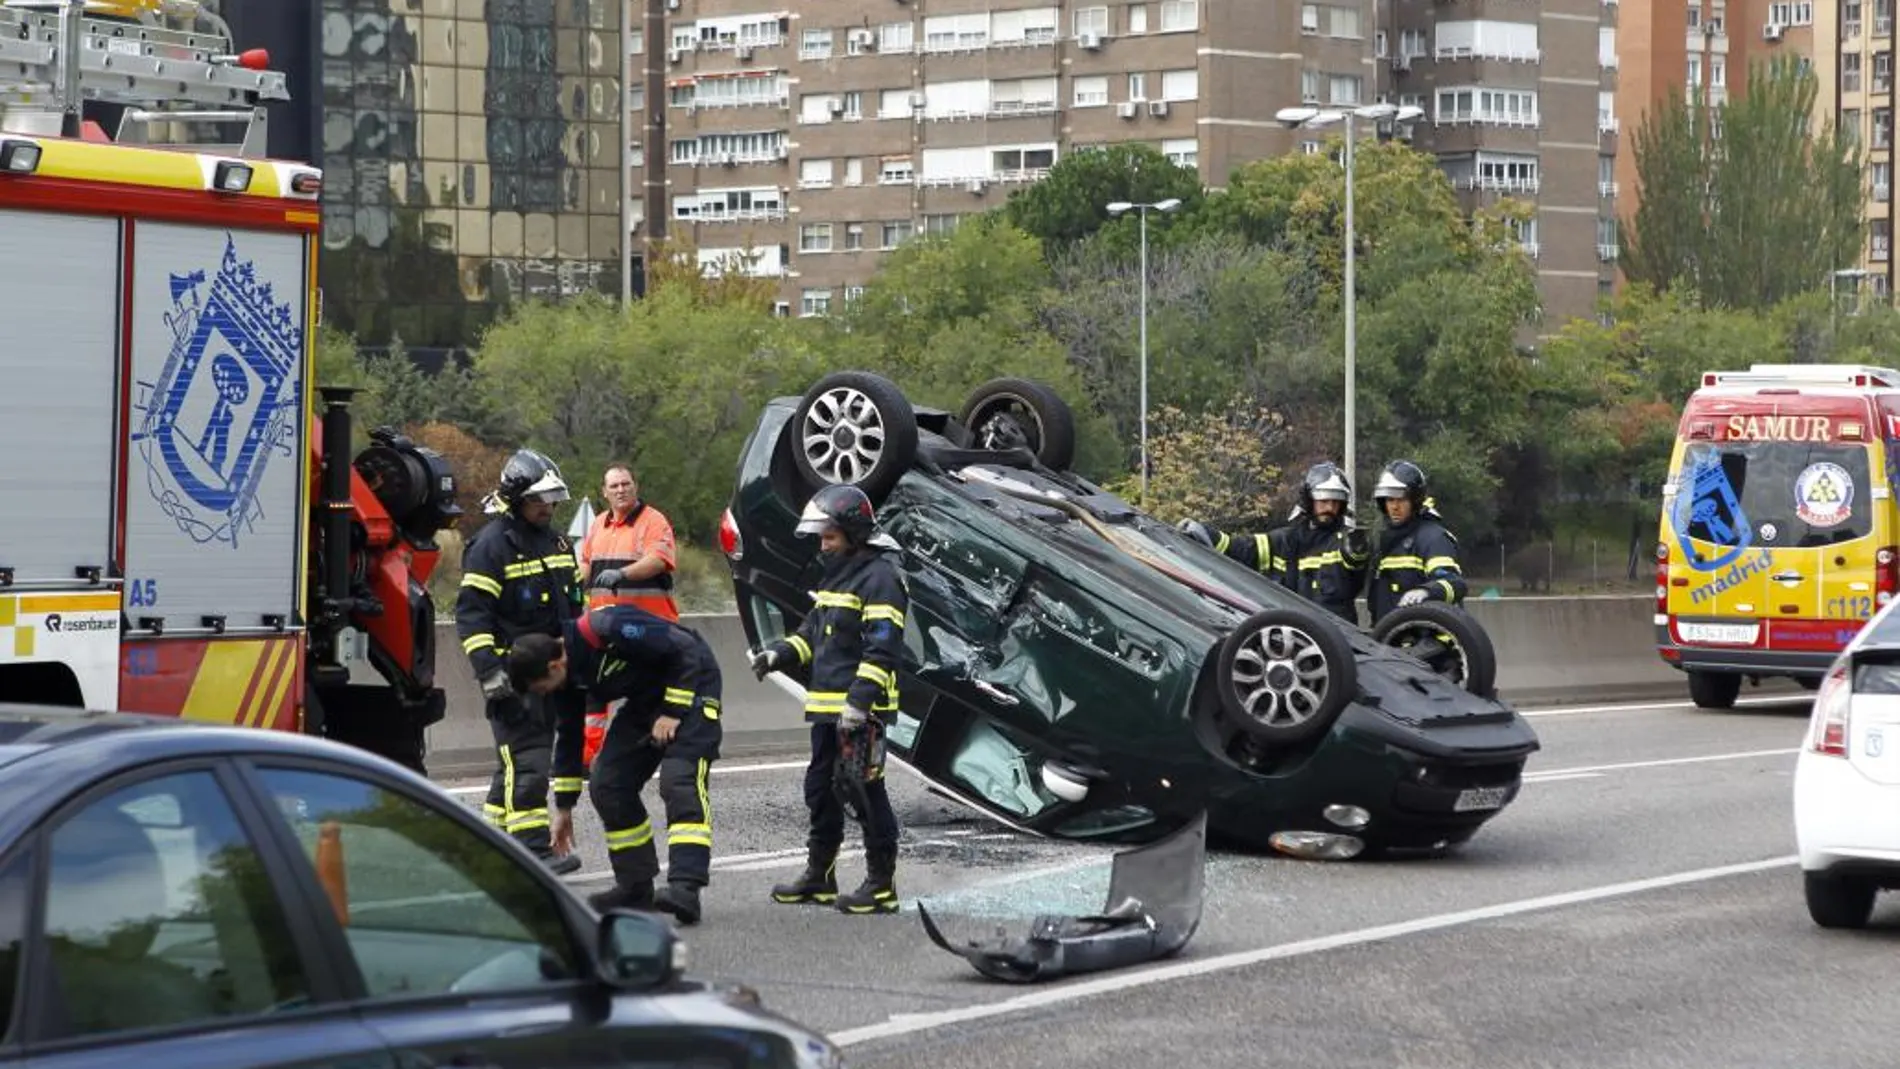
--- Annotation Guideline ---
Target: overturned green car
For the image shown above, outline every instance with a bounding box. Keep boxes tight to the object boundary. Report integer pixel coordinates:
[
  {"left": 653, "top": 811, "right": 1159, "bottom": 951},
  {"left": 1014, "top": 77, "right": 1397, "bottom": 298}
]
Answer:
[{"left": 717, "top": 371, "right": 1540, "bottom": 858}]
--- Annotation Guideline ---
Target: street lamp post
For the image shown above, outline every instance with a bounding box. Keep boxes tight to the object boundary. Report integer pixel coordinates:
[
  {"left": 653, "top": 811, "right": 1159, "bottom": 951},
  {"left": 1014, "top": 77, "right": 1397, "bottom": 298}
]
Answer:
[
  {"left": 1273, "top": 102, "right": 1424, "bottom": 507},
  {"left": 1105, "top": 196, "right": 1183, "bottom": 506}
]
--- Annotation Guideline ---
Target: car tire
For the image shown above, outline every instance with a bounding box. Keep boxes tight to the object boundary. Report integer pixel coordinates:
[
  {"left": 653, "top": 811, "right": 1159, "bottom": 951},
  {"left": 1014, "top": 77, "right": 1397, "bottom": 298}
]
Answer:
[
  {"left": 1803, "top": 871, "right": 1878, "bottom": 929},
  {"left": 959, "top": 377, "right": 1078, "bottom": 471},
  {"left": 1687, "top": 670, "right": 1742, "bottom": 710},
  {"left": 789, "top": 371, "right": 920, "bottom": 504},
  {"left": 1370, "top": 602, "right": 1499, "bottom": 699},
  {"left": 1215, "top": 608, "right": 1358, "bottom": 746}
]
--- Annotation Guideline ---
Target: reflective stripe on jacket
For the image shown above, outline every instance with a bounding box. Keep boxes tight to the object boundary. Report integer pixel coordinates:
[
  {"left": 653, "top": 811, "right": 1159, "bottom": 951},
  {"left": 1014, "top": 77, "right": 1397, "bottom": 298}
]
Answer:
[
  {"left": 764, "top": 548, "right": 908, "bottom": 723},
  {"left": 454, "top": 514, "right": 583, "bottom": 679},
  {"left": 579, "top": 500, "right": 679, "bottom": 620}
]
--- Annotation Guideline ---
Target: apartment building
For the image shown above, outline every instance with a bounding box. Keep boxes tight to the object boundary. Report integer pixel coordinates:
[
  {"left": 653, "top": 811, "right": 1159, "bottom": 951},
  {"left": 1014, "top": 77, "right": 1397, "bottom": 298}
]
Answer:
[
  {"left": 1612, "top": 1, "right": 1895, "bottom": 302},
  {"left": 631, "top": 0, "right": 1610, "bottom": 328},
  {"left": 1376, "top": 0, "right": 1620, "bottom": 331}
]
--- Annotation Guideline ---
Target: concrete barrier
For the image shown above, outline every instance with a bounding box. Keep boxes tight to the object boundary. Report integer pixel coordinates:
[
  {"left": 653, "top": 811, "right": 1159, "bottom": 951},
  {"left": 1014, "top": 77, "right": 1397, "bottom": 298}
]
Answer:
[{"left": 406, "top": 595, "right": 1772, "bottom": 777}]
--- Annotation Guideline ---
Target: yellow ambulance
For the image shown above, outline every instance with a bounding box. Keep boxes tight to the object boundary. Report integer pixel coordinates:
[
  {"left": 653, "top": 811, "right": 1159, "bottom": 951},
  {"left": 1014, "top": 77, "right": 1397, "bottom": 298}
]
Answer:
[{"left": 1656, "top": 364, "right": 1900, "bottom": 708}]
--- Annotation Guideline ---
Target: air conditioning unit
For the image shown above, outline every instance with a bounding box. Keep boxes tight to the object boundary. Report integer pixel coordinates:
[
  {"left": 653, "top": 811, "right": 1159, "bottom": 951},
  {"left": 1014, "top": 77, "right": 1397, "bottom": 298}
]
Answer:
[
  {"left": 850, "top": 29, "right": 877, "bottom": 49},
  {"left": 719, "top": 152, "right": 736, "bottom": 166},
  {"left": 666, "top": 0, "right": 678, "bottom": 7},
  {"left": 829, "top": 98, "right": 846, "bottom": 115},
  {"left": 737, "top": 45, "right": 754, "bottom": 60},
  {"left": 1117, "top": 100, "right": 1138, "bottom": 118},
  {"left": 1148, "top": 100, "right": 1169, "bottom": 117},
  {"left": 966, "top": 178, "right": 986, "bottom": 194},
  {"left": 777, "top": 144, "right": 790, "bottom": 159},
  {"left": 909, "top": 91, "right": 926, "bottom": 109},
  {"left": 669, "top": 47, "right": 684, "bottom": 63},
  {"left": 1079, "top": 31, "right": 1104, "bottom": 49},
  {"left": 1763, "top": 22, "right": 1783, "bottom": 40},
  {"left": 1391, "top": 53, "right": 1410, "bottom": 71}
]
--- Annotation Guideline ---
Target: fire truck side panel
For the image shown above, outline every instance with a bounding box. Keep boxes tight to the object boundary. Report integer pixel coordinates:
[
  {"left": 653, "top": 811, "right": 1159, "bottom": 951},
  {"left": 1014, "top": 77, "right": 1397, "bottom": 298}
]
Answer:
[
  {"left": 120, "top": 634, "right": 303, "bottom": 730},
  {"left": 0, "top": 208, "right": 121, "bottom": 584},
  {"left": 0, "top": 207, "right": 123, "bottom": 708},
  {"left": 120, "top": 222, "right": 309, "bottom": 640}
]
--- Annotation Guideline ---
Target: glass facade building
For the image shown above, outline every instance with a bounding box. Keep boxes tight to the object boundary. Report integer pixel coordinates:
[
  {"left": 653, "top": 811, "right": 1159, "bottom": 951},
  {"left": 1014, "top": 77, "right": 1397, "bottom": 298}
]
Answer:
[{"left": 281, "top": 0, "right": 625, "bottom": 357}]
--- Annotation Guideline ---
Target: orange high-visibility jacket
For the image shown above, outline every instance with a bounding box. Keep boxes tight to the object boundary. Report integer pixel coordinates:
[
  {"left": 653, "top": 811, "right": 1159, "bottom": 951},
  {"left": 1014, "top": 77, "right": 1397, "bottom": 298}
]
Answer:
[{"left": 578, "top": 500, "right": 680, "bottom": 621}]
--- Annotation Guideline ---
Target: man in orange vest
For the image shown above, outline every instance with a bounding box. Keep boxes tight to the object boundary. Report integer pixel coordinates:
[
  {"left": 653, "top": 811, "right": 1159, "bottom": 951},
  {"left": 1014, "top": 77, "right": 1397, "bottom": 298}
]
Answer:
[{"left": 577, "top": 463, "right": 680, "bottom": 767}]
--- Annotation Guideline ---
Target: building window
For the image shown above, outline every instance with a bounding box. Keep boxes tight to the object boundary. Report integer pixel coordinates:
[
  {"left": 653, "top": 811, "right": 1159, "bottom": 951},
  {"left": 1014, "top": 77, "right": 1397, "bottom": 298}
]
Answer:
[
  {"left": 879, "top": 156, "right": 915, "bottom": 184},
  {"left": 1329, "top": 74, "right": 1361, "bottom": 104},
  {"left": 880, "top": 22, "right": 914, "bottom": 51},
  {"left": 844, "top": 285, "right": 866, "bottom": 304},
  {"left": 845, "top": 223, "right": 865, "bottom": 250},
  {"left": 1877, "top": 107, "right": 1893, "bottom": 149},
  {"left": 992, "top": 146, "right": 1057, "bottom": 177},
  {"left": 801, "top": 289, "right": 832, "bottom": 317},
  {"left": 1598, "top": 27, "right": 1617, "bottom": 68},
  {"left": 923, "top": 213, "right": 962, "bottom": 235},
  {"left": 1301, "top": 69, "right": 1320, "bottom": 102},
  {"left": 1767, "top": 2, "right": 1815, "bottom": 25},
  {"left": 1874, "top": 161, "right": 1892, "bottom": 201},
  {"left": 801, "top": 28, "right": 833, "bottom": 58},
  {"left": 1436, "top": 86, "right": 1539, "bottom": 126},
  {"left": 800, "top": 223, "right": 833, "bottom": 252},
  {"left": 1845, "top": 53, "right": 1863, "bottom": 94},
  {"left": 628, "top": 85, "right": 644, "bottom": 111},
  {"left": 629, "top": 29, "right": 644, "bottom": 54},
  {"left": 1128, "top": 72, "right": 1148, "bottom": 100},
  {"left": 1074, "top": 75, "right": 1109, "bottom": 106},
  {"left": 1159, "top": 0, "right": 1196, "bottom": 31},
  {"left": 1075, "top": 6, "right": 1109, "bottom": 36},
  {"left": 1161, "top": 137, "right": 1197, "bottom": 168},
  {"left": 1843, "top": 108, "right": 1862, "bottom": 145},
  {"left": 881, "top": 220, "right": 914, "bottom": 248},
  {"left": 1873, "top": 219, "right": 1891, "bottom": 262},
  {"left": 1161, "top": 69, "right": 1198, "bottom": 100},
  {"left": 1434, "top": 19, "right": 1539, "bottom": 61},
  {"left": 1879, "top": 52, "right": 1895, "bottom": 93},
  {"left": 799, "top": 158, "right": 833, "bottom": 187},
  {"left": 1127, "top": 3, "right": 1147, "bottom": 34}
]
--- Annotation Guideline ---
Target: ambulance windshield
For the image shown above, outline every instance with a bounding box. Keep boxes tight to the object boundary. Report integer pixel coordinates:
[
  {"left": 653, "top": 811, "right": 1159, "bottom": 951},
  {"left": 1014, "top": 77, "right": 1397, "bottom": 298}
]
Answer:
[{"left": 1672, "top": 441, "right": 1873, "bottom": 558}]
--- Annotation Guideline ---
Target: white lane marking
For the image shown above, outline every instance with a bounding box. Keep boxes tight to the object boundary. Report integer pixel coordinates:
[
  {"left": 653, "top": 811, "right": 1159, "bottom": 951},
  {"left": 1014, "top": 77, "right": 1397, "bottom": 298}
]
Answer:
[
  {"left": 1518, "top": 695, "right": 1804, "bottom": 718},
  {"left": 1525, "top": 748, "right": 1798, "bottom": 780},
  {"left": 828, "top": 854, "right": 1800, "bottom": 1048},
  {"left": 1520, "top": 771, "right": 1605, "bottom": 783}
]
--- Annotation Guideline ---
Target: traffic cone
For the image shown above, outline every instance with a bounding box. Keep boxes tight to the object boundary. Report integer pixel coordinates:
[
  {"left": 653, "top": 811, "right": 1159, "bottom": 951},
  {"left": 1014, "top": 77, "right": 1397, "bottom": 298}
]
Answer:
[{"left": 316, "top": 820, "right": 349, "bottom": 927}]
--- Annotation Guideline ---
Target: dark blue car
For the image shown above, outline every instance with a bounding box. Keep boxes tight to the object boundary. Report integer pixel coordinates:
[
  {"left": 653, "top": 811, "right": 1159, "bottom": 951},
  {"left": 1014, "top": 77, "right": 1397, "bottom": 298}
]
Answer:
[{"left": 0, "top": 704, "right": 843, "bottom": 1068}]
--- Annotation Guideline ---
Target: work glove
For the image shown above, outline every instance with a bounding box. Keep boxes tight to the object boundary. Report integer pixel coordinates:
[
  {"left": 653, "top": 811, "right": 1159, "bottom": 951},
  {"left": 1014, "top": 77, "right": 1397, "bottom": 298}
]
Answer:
[
  {"left": 479, "top": 667, "right": 513, "bottom": 701},
  {"left": 838, "top": 704, "right": 869, "bottom": 731},
  {"left": 591, "top": 568, "right": 624, "bottom": 590},
  {"left": 749, "top": 647, "right": 782, "bottom": 680},
  {"left": 1398, "top": 588, "right": 1429, "bottom": 608},
  {"left": 1177, "top": 519, "right": 1214, "bottom": 547}
]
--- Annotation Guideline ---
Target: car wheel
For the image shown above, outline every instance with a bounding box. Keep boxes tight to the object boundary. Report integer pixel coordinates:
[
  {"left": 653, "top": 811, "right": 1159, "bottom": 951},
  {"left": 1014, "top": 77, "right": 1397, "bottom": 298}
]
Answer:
[
  {"left": 1687, "top": 670, "right": 1742, "bottom": 710},
  {"left": 1215, "top": 608, "right": 1358, "bottom": 746},
  {"left": 790, "top": 371, "right": 920, "bottom": 503},
  {"left": 1803, "top": 871, "right": 1878, "bottom": 929},
  {"left": 959, "top": 377, "right": 1077, "bottom": 471},
  {"left": 1370, "top": 603, "right": 1499, "bottom": 699}
]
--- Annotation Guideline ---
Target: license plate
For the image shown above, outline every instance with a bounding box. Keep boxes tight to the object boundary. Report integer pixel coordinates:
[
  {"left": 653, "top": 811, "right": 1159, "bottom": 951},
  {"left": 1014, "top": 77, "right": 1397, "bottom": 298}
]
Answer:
[
  {"left": 1676, "top": 621, "right": 1760, "bottom": 646},
  {"left": 1454, "top": 785, "right": 1510, "bottom": 812}
]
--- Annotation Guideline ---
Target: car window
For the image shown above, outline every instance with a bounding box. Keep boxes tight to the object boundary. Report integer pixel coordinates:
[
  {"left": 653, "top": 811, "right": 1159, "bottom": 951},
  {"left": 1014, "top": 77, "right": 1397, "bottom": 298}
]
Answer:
[
  {"left": 0, "top": 849, "right": 29, "bottom": 1043},
  {"left": 1674, "top": 441, "right": 1874, "bottom": 552},
  {"left": 253, "top": 767, "right": 582, "bottom": 999},
  {"left": 40, "top": 770, "right": 312, "bottom": 1040}
]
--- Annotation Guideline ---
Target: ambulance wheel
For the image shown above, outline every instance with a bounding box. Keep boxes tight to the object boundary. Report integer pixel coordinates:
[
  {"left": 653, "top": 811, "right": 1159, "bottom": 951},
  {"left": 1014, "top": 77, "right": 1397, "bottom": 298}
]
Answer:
[
  {"left": 790, "top": 371, "right": 919, "bottom": 504},
  {"left": 1688, "top": 670, "right": 1741, "bottom": 710}
]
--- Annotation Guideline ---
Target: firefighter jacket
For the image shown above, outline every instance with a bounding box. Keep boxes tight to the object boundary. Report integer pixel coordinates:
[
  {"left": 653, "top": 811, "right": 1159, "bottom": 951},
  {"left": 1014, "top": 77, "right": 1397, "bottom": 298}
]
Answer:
[
  {"left": 762, "top": 547, "right": 908, "bottom": 724},
  {"left": 1207, "top": 518, "right": 1370, "bottom": 623},
  {"left": 1366, "top": 514, "right": 1468, "bottom": 623},
  {"left": 550, "top": 605, "right": 723, "bottom": 809},
  {"left": 455, "top": 514, "right": 583, "bottom": 682},
  {"left": 578, "top": 500, "right": 680, "bottom": 620}
]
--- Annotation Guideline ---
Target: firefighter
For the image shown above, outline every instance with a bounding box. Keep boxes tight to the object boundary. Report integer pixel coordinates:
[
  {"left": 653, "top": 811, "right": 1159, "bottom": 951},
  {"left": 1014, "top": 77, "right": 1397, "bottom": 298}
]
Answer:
[
  {"left": 454, "top": 448, "right": 585, "bottom": 876},
  {"left": 1176, "top": 461, "right": 1371, "bottom": 624},
  {"left": 576, "top": 463, "right": 681, "bottom": 770},
  {"left": 506, "top": 603, "right": 722, "bottom": 925},
  {"left": 1366, "top": 459, "right": 1468, "bottom": 625},
  {"left": 748, "top": 484, "right": 906, "bottom": 916}
]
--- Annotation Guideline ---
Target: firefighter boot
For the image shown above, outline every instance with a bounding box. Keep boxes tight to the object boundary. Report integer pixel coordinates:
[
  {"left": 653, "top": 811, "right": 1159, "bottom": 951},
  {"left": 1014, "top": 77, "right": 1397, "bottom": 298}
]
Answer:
[
  {"left": 589, "top": 879, "right": 656, "bottom": 914},
  {"left": 655, "top": 882, "right": 703, "bottom": 926},
  {"left": 835, "top": 847, "right": 899, "bottom": 915},
  {"left": 770, "top": 846, "right": 839, "bottom": 904}
]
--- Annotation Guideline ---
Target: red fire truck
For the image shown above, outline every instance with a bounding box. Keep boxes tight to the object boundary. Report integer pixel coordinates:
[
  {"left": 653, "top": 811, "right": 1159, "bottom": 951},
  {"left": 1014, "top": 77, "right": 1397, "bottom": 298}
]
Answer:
[{"left": 0, "top": 0, "right": 456, "bottom": 772}]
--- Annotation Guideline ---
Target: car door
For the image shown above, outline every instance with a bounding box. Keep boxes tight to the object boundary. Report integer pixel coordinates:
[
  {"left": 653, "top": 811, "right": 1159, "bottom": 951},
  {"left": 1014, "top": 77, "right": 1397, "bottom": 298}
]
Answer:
[
  {"left": 231, "top": 758, "right": 660, "bottom": 1069},
  {"left": 8, "top": 762, "right": 395, "bottom": 1069}
]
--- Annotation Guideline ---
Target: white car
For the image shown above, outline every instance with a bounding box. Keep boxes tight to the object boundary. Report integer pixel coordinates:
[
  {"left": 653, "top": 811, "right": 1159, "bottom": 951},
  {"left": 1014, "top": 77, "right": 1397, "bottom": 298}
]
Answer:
[{"left": 1793, "top": 615, "right": 1900, "bottom": 929}]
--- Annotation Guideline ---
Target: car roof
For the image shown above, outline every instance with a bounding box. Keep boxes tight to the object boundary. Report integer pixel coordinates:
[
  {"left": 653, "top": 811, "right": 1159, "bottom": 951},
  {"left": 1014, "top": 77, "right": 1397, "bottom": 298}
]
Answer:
[{"left": 0, "top": 703, "right": 428, "bottom": 844}]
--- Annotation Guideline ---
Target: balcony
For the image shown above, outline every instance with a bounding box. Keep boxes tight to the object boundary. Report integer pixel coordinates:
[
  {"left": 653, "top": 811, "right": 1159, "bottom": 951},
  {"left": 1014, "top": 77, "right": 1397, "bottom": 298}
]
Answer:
[{"left": 1456, "top": 175, "right": 1540, "bottom": 194}]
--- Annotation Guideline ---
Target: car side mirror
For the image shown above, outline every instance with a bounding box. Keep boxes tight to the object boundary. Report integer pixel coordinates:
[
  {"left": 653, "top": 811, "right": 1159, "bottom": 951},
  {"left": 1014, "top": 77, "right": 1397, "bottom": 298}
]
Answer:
[{"left": 596, "top": 909, "right": 684, "bottom": 989}]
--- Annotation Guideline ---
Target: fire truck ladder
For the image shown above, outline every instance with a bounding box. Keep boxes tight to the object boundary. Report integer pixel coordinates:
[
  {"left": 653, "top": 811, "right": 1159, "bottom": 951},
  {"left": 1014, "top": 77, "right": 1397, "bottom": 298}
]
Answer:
[{"left": 0, "top": 0, "right": 286, "bottom": 156}]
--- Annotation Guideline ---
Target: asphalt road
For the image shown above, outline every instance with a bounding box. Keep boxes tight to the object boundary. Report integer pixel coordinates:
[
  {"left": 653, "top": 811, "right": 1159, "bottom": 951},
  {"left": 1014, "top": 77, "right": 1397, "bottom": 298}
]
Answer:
[{"left": 435, "top": 692, "right": 1900, "bottom": 1068}]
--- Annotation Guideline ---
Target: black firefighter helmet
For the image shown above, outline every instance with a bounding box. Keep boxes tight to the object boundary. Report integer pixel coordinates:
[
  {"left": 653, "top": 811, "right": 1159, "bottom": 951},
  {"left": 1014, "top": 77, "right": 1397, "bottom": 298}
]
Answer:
[{"left": 796, "top": 484, "right": 877, "bottom": 545}]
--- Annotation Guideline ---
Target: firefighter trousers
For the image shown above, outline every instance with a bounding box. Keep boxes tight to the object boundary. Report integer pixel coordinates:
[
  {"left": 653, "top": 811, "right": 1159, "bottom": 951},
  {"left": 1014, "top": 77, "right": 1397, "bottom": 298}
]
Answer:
[
  {"left": 592, "top": 720, "right": 715, "bottom": 890},
  {"left": 803, "top": 721, "right": 899, "bottom": 858},
  {"left": 483, "top": 691, "right": 561, "bottom": 856}
]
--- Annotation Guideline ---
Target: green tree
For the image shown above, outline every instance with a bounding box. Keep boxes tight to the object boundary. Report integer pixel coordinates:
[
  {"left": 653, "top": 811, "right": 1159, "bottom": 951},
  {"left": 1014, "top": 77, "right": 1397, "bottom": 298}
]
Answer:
[
  {"left": 1000, "top": 143, "right": 1205, "bottom": 257},
  {"left": 1622, "top": 56, "right": 1863, "bottom": 309}
]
